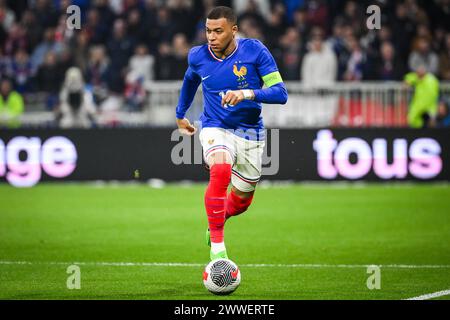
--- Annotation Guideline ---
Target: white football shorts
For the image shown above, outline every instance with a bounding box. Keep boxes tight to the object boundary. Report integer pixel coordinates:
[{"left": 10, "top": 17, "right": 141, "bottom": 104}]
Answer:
[{"left": 199, "top": 127, "right": 265, "bottom": 192}]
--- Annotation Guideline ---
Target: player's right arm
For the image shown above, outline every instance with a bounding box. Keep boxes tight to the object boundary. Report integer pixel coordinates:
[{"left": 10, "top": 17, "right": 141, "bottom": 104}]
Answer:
[{"left": 176, "top": 49, "right": 202, "bottom": 136}]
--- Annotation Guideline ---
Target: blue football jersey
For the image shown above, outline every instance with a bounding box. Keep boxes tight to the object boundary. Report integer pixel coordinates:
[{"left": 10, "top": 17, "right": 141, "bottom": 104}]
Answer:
[{"left": 176, "top": 38, "right": 285, "bottom": 141}]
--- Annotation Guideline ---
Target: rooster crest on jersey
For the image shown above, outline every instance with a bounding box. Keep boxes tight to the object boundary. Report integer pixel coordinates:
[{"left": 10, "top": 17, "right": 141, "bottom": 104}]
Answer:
[{"left": 233, "top": 64, "right": 247, "bottom": 81}]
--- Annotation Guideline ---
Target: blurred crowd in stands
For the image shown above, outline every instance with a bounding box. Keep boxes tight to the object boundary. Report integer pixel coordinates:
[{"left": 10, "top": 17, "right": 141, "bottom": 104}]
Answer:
[{"left": 0, "top": 0, "right": 450, "bottom": 128}]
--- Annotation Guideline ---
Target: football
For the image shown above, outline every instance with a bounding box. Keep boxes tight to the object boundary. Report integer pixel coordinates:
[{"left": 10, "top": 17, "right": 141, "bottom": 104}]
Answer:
[{"left": 203, "top": 258, "right": 241, "bottom": 295}]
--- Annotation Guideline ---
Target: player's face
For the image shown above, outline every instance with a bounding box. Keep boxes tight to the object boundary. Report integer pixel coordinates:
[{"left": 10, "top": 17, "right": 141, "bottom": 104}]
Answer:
[{"left": 206, "top": 18, "right": 237, "bottom": 53}]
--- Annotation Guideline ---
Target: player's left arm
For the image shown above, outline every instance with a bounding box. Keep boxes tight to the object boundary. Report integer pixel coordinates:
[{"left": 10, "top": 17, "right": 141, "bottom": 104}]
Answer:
[
  {"left": 252, "top": 74, "right": 288, "bottom": 104},
  {"left": 221, "top": 42, "right": 288, "bottom": 106}
]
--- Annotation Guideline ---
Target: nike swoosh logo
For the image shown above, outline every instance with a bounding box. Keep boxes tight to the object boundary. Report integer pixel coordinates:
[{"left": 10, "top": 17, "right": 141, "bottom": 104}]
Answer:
[
  {"left": 202, "top": 75, "right": 211, "bottom": 81},
  {"left": 212, "top": 210, "right": 224, "bottom": 214}
]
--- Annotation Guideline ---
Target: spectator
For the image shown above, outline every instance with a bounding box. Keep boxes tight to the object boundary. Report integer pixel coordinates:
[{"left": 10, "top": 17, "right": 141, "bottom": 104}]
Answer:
[
  {"left": 408, "top": 37, "right": 439, "bottom": 76},
  {"left": 327, "top": 19, "right": 346, "bottom": 74},
  {"left": 124, "top": 44, "right": 154, "bottom": 110},
  {"left": 31, "top": 0, "right": 58, "bottom": 29},
  {"left": 415, "top": 23, "right": 432, "bottom": 42},
  {"left": 336, "top": 1, "right": 362, "bottom": 30},
  {"left": 283, "top": 0, "right": 305, "bottom": 24},
  {"left": 292, "top": 8, "right": 309, "bottom": 40},
  {"left": 403, "top": 65, "right": 440, "bottom": 128},
  {"left": 143, "top": 0, "right": 160, "bottom": 52},
  {"left": 154, "top": 6, "right": 177, "bottom": 44},
  {"left": 234, "top": 0, "right": 270, "bottom": 21},
  {"left": 58, "top": 45, "right": 75, "bottom": 75},
  {"left": 343, "top": 35, "right": 365, "bottom": 81},
  {"left": 126, "top": 8, "right": 147, "bottom": 45},
  {"left": 391, "top": 2, "right": 415, "bottom": 62},
  {"left": 71, "top": 30, "right": 90, "bottom": 74},
  {"left": 107, "top": 19, "right": 134, "bottom": 93},
  {"left": 109, "top": 0, "right": 125, "bottom": 15},
  {"left": 155, "top": 41, "right": 175, "bottom": 80},
  {"left": 434, "top": 98, "right": 450, "bottom": 128},
  {"left": 124, "top": 72, "right": 146, "bottom": 111},
  {"left": 9, "top": 49, "right": 33, "bottom": 93},
  {"left": 57, "top": 0, "right": 72, "bottom": 14},
  {"left": 20, "top": 10, "right": 42, "bottom": 52},
  {"left": 429, "top": 0, "right": 450, "bottom": 31},
  {"left": 171, "top": 33, "right": 190, "bottom": 80},
  {"left": 431, "top": 27, "right": 446, "bottom": 54},
  {"left": 404, "top": 0, "right": 429, "bottom": 25},
  {"left": 168, "top": 0, "right": 197, "bottom": 41},
  {"left": 304, "top": 0, "right": 329, "bottom": 33},
  {"left": 0, "top": 78, "right": 24, "bottom": 128},
  {"left": 85, "top": 8, "right": 109, "bottom": 45},
  {"left": 0, "top": 47, "right": 10, "bottom": 76},
  {"left": 279, "top": 27, "right": 302, "bottom": 80},
  {"left": 85, "top": 45, "right": 111, "bottom": 104},
  {"left": 58, "top": 67, "right": 97, "bottom": 128},
  {"left": 238, "top": 16, "right": 264, "bottom": 41},
  {"left": 192, "top": 20, "right": 208, "bottom": 47},
  {"left": 55, "top": 14, "right": 74, "bottom": 45},
  {"left": 3, "top": 23, "right": 27, "bottom": 56},
  {"left": 368, "top": 41, "right": 406, "bottom": 81},
  {"left": 333, "top": 24, "right": 356, "bottom": 80},
  {"left": 363, "top": 26, "right": 393, "bottom": 63},
  {"left": 93, "top": 0, "right": 117, "bottom": 29},
  {"left": 265, "top": 3, "right": 287, "bottom": 50},
  {"left": 4, "top": 0, "right": 27, "bottom": 18},
  {"left": 439, "top": 33, "right": 450, "bottom": 81},
  {"left": 34, "top": 51, "right": 63, "bottom": 110},
  {"left": 30, "top": 27, "right": 62, "bottom": 69},
  {"left": 235, "top": 0, "right": 268, "bottom": 32},
  {"left": 301, "top": 31, "right": 337, "bottom": 86},
  {"left": 122, "top": 0, "right": 141, "bottom": 14},
  {"left": 0, "top": 0, "right": 16, "bottom": 32}
]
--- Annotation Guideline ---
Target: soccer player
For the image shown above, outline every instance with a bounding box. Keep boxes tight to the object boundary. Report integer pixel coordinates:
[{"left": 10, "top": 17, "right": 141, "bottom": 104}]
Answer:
[{"left": 175, "top": 6, "right": 288, "bottom": 261}]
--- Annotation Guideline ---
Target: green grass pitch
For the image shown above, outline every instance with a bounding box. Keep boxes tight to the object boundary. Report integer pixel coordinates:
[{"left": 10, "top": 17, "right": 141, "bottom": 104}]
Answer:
[{"left": 0, "top": 182, "right": 449, "bottom": 300}]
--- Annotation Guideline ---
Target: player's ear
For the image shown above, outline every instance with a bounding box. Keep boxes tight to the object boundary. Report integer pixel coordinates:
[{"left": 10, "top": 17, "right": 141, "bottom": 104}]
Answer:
[{"left": 232, "top": 25, "right": 238, "bottom": 37}]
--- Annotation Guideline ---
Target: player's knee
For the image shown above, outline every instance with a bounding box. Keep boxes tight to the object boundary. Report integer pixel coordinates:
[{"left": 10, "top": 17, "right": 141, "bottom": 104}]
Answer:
[
  {"left": 231, "top": 189, "right": 254, "bottom": 214},
  {"left": 209, "top": 162, "right": 232, "bottom": 182}
]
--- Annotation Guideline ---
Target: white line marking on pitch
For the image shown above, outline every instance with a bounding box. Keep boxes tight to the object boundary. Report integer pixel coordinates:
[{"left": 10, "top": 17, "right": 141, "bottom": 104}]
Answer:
[
  {"left": 0, "top": 261, "right": 449, "bottom": 269},
  {"left": 405, "top": 289, "right": 450, "bottom": 300}
]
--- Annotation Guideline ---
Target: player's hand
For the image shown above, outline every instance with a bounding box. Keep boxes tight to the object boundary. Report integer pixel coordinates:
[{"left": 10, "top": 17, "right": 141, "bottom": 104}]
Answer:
[
  {"left": 176, "top": 118, "right": 197, "bottom": 136},
  {"left": 221, "top": 90, "right": 245, "bottom": 107}
]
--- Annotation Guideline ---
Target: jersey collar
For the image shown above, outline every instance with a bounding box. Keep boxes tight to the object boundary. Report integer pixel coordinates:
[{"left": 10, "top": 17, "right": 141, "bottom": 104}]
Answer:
[{"left": 208, "top": 39, "right": 239, "bottom": 62}]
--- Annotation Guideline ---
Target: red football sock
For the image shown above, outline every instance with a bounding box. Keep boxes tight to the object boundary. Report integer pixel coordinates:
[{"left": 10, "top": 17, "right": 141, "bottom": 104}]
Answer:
[
  {"left": 204, "top": 163, "right": 231, "bottom": 243},
  {"left": 225, "top": 190, "right": 254, "bottom": 220}
]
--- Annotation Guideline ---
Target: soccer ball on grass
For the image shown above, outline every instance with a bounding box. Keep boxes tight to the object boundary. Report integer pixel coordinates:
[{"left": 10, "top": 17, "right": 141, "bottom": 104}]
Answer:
[{"left": 203, "top": 258, "right": 241, "bottom": 295}]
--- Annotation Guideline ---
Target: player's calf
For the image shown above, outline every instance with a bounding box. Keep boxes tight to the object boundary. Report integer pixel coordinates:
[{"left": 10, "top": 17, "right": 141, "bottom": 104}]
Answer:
[
  {"left": 204, "top": 160, "right": 231, "bottom": 245},
  {"left": 225, "top": 188, "right": 254, "bottom": 220}
]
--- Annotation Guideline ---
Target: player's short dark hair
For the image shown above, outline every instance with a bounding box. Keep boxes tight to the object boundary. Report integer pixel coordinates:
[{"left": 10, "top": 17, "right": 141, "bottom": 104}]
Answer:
[{"left": 207, "top": 6, "right": 237, "bottom": 25}]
